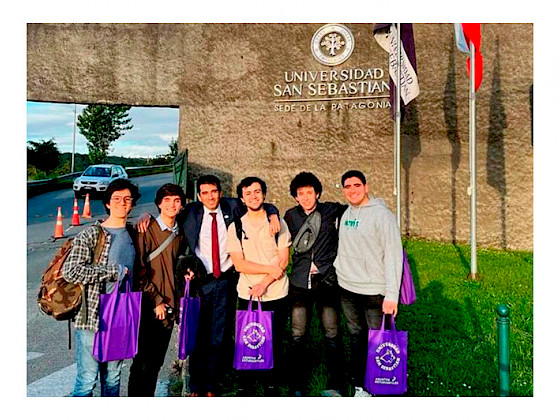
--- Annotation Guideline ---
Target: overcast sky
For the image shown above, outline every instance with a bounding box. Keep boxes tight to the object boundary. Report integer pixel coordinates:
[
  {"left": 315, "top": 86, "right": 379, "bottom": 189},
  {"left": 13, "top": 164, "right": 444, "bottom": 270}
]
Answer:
[{"left": 27, "top": 101, "right": 179, "bottom": 158}]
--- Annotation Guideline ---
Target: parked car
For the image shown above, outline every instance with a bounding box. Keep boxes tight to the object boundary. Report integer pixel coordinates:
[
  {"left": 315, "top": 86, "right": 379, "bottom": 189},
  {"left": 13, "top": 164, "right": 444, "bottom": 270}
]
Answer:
[{"left": 73, "top": 164, "right": 128, "bottom": 198}]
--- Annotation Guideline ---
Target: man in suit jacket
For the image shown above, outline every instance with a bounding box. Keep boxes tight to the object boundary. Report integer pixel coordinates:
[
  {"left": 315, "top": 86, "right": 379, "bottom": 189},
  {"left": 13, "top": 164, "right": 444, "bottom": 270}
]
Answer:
[
  {"left": 137, "top": 175, "right": 279, "bottom": 395},
  {"left": 176, "top": 175, "right": 280, "bottom": 396}
]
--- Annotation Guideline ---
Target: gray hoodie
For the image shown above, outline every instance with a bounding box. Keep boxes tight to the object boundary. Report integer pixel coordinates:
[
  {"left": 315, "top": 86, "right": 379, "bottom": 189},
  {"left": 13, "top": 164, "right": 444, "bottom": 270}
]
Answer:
[{"left": 334, "top": 197, "right": 403, "bottom": 301}]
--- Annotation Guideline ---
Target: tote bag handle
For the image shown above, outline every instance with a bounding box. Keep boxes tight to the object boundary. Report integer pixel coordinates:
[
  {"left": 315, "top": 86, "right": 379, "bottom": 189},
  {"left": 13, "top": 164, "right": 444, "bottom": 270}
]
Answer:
[
  {"left": 101, "top": 273, "right": 132, "bottom": 337},
  {"left": 111, "top": 272, "right": 131, "bottom": 295},
  {"left": 247, "top": 296, "right": 263, "bottom": 312},
  {"left": 183, "top": 279, "right": 191, "bottom": 299},
  {"left": 379, "top": 314, "right": 397, "bottom": 332}
]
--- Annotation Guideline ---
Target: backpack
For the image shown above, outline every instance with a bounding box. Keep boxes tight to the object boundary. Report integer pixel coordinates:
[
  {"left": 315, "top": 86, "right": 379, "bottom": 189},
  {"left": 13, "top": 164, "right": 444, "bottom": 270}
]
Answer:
[
  {"left": 37, "top": 225, "right": 105, "bottom": 321},
  {"left": 233, "top": 216, "right": 279, "bottom": 247}
]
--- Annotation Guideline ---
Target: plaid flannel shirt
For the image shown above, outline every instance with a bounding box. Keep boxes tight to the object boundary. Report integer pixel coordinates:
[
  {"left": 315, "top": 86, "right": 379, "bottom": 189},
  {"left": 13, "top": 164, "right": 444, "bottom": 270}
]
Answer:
[{"left": 62, "top": 222, "right": 122, "bottom": 331}]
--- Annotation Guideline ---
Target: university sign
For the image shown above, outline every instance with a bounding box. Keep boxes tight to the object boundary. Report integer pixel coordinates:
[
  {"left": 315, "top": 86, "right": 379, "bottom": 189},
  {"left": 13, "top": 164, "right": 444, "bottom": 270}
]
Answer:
[{"left": 273, "top": 24, "right": 391, "bottom": 112}]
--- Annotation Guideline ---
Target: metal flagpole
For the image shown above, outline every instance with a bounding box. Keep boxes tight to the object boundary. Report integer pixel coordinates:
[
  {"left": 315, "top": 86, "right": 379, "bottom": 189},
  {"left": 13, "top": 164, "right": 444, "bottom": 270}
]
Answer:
[
  {"left": 71, "top": 104, "right": 77, "bottom": 173},
  {"left": 469, "top": 41, "right": 477, "bottom": 278},
  {"left": 395, "top": 23, "right": 402, "bottom": 231}
]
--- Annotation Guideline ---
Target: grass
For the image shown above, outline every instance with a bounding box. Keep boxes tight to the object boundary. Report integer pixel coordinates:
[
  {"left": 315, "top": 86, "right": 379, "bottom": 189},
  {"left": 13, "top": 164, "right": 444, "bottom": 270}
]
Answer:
[
  {"left": 170, "top": 237, "right": 533, "bottom": 397},
  {"left": 395, "top": 238, "right": 533, "bottom": 397}
]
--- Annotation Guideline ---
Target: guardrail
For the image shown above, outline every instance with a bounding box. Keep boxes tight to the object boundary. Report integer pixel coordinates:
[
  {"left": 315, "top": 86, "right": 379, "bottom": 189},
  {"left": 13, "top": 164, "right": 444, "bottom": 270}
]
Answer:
[
  {"left": 27, "top": 164, "right": 172, "bottom": 185},
  {"left": 27, "top": 164, "right": 173, "bottom": 198},
  {"left": 125, "top": 164, "right": 172, "bottom": 172},
  {"left": 27, "top": 172, "right": 83, "bottom": 185}
]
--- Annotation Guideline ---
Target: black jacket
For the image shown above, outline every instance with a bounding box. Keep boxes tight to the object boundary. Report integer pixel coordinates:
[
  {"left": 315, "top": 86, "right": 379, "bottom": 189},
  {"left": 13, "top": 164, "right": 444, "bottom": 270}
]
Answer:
[{"left": 284, "top": 202, "right": 346, "bottom": 289}]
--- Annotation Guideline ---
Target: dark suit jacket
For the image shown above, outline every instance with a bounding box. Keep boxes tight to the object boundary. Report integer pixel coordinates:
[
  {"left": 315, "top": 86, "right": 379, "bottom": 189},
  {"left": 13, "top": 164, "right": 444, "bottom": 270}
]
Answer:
[
  {"left": 177, "top": 197, "right": 241, "bottom": 253},
  {"left": 177, "top": 198, "right": 279, "bottom": 254}
]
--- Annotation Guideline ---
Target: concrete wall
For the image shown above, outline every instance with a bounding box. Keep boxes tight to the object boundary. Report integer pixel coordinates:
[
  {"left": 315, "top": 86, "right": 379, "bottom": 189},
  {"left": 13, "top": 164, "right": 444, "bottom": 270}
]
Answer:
[{"left": 27, "top": 23, "right": 533, "bottom": 250}]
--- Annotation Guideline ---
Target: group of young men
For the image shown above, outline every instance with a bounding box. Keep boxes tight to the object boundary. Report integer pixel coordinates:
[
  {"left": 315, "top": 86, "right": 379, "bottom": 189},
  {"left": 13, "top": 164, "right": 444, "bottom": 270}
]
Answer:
[{"left": 62, "top": 169, "right": 403, "bottom": 397}]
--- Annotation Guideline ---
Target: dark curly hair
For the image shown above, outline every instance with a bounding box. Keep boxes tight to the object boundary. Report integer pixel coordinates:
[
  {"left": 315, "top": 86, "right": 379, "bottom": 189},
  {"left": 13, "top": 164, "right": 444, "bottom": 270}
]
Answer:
[{"left": 289, "top": 172, "right": 323, "bottom": 198}]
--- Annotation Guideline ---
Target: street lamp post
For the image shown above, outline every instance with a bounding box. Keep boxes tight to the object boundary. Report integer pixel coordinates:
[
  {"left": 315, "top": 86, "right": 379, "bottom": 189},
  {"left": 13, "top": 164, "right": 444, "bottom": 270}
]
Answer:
[{"left": 71, "top": 104, "right": 77, "bottom": 173}]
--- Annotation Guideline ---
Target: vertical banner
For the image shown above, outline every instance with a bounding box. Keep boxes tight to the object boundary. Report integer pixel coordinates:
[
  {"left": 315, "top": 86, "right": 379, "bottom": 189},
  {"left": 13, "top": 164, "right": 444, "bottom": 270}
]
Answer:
[{"left": 374, "top": 23, "right": 420, "bottom": 106}]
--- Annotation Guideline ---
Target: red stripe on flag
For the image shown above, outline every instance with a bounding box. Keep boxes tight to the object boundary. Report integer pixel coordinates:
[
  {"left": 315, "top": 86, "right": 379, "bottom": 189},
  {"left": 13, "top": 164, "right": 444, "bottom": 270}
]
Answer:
[{"left": 461, "top": 23, "right": 484, "bottom": 91}]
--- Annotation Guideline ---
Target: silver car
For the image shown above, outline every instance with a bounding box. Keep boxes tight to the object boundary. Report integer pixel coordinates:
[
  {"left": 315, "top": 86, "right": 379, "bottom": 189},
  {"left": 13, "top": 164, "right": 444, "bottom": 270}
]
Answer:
[{"left": 73, "top": 164, "right": 128, "bottom": 198}]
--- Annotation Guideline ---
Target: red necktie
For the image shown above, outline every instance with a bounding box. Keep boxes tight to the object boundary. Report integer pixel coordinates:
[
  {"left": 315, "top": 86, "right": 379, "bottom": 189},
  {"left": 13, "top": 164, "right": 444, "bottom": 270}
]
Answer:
[{"left": 210, "top": 212, "right": 221, "bottom": 278}]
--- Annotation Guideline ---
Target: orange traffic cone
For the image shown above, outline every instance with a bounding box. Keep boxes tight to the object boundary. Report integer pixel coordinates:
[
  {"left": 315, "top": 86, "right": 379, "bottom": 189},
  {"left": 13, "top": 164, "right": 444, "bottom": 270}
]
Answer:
[
  {"left": 52, "top": 206, "right": 67, "bottom": 240},
  {"left": 82, "top": 193, "right": 92, "bottom": 219},
  {"left": 71, "top": 198, "right": 81, "bottom": 226}
]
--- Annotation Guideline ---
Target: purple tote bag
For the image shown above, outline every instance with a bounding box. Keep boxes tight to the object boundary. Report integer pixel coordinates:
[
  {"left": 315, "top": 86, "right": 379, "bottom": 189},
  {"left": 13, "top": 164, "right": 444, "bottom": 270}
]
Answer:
[
  {"left": 177, "top": 281, "right": 201, "bottom": 360},
  {"left": 364, "top": 315, "right": 408, "bottom": 395},
  {"left": 233, "top": 298, "right": 274, "bottom": 370},
  {"left": 92, "top": 278, "right": 142, "bottom": 362},
  {"left": 400, "top": 250, "right": 417, "bottom": 305}
]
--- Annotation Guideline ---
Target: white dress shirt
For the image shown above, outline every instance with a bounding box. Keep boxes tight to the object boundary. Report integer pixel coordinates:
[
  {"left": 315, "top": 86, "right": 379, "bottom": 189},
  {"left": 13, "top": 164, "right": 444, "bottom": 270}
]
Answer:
[{"left": 195, "top": 205, "right": 233, "bottom": 275}]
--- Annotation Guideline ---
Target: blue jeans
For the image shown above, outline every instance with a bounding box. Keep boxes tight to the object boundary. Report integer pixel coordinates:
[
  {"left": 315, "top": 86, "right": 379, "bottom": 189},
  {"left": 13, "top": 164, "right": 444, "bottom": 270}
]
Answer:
[{"left": 72, "top": 328, "right": 123, "bottom": 397}]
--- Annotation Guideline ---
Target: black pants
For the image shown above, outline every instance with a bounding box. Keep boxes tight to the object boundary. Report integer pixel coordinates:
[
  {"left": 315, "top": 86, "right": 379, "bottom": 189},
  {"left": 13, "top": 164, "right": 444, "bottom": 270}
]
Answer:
[
  {"left": 128, "top": 304, "right": 173, "bottom": 397},
  {"left": 221, "top": 270, "right": 240, "bottom": 374},
  {"left": 340, "top": 287, "right": 388, "bottom": 387},
  {"left": 288, "top": 285, "right": 344, "bottom": 392},
  {"left": 236, "top": 297, "right": 289, "bottom": 391},
  {"left": 189, "top": 270, "right": 238, "bottom": 394}
]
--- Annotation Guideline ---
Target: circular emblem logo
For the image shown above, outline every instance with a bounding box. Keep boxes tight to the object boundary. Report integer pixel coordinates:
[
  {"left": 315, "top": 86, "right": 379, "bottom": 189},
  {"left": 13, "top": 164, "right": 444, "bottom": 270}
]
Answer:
[
  {"left": 374, "top": 342, "right": 401, "bottom": 371},
  {"left": 242, "top": 322, "right": 266, "bottom": 350},
  {"left": 311, "top": 24, "right": 355, "bottom": 66}
]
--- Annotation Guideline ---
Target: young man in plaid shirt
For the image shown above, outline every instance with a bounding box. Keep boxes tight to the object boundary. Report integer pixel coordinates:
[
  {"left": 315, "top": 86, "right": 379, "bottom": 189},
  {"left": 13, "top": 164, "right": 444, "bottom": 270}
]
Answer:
[{"left": 62, "top": 179, "right": 140, "bottom": 397}]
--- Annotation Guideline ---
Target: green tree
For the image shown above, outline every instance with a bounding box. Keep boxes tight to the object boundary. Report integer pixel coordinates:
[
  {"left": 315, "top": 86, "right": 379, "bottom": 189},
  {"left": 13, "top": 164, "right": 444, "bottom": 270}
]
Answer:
[
  {"left": 168, "top": 136, "right": 178, "bottom": 158},
  {"left": 27, "top": 138, "right": 61, "bottom": 174},
  {"left": 77, "top": 105, "right": 133, "bottom": 164}
]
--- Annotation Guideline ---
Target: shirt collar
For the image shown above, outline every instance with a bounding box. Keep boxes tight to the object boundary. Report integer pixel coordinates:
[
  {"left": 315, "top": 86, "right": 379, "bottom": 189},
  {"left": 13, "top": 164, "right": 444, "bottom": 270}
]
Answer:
[
  {"left": 203, "top": 204, "right": 222, "bottom": 217},
  {"left": 156, "top": 215, "right": 179, "bottom": 234}
]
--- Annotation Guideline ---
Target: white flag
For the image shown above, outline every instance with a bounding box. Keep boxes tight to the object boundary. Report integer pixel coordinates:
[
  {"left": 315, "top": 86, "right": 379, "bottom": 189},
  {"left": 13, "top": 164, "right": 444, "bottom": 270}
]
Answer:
[{"left": 374, "top": 24, "right": 420, "bottom": 105}]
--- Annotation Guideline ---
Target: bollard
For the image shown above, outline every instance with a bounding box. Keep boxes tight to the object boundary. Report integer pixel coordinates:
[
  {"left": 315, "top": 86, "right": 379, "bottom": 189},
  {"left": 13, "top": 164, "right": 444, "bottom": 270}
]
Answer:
[{"left": 497, "top": 304, "right": 510, "bottom": 396}]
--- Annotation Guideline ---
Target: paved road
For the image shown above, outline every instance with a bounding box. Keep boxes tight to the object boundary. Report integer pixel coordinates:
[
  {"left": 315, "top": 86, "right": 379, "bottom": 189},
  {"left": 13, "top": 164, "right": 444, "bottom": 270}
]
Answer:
[{"left": 27, "top": 172, "right": 180, "bottom": 397}]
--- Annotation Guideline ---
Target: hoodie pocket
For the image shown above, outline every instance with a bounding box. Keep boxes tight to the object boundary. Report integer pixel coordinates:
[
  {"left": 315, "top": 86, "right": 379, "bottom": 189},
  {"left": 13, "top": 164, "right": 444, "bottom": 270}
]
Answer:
[{"left": 335, "top": 253, "right": 370, "bottom": 283}]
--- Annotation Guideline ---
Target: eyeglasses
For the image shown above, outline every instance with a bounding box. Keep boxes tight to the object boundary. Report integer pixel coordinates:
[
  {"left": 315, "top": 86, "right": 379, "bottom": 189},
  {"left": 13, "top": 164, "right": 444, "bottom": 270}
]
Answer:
[{"left": 111, "top": 196, "right": 133, "bottom": 204}]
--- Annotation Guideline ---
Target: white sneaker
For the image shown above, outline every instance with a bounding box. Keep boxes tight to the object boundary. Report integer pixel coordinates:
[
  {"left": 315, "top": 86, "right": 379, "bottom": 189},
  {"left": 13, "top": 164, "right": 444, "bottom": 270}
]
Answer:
[
  {"left": 321, "top": 389, "right": 342, "bottom": 397},
  {"left": 353, "top": 387, "right": 372, "bottom": 397}
]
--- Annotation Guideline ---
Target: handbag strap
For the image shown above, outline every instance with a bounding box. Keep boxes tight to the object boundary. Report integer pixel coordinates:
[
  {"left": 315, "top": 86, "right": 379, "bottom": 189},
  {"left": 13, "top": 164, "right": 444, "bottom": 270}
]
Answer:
[
  {"left": 82, "top": 225, "right": 106, "bottom": 327},
  {"left": 147, "top": 231, "right": 177, "bottom": 262},
  {"left": 92, "top": 225, "right": 106, "bottom": 262},
  {"left": 292, "top": 210, "right": 321, "bottom": 254}
]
